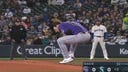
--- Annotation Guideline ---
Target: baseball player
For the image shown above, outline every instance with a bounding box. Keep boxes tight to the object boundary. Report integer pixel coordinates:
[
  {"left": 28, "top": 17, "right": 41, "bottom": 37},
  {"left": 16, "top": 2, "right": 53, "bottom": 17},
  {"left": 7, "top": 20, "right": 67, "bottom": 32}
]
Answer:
[
  {"left": 65, "top": 15, "right": 87, "bottom": 58},
  {"left": 53, "top": 21, "right": 90, "bottom": 63},
  {"left": 90, "top": 20, "right": 109, "bottom": 60}
]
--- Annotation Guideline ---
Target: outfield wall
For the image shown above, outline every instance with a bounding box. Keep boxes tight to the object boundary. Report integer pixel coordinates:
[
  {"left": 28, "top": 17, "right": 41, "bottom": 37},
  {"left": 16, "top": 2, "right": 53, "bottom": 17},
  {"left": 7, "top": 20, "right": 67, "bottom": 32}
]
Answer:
[{"left": 0, "top": 43, "right": 128, "bottom": 58}]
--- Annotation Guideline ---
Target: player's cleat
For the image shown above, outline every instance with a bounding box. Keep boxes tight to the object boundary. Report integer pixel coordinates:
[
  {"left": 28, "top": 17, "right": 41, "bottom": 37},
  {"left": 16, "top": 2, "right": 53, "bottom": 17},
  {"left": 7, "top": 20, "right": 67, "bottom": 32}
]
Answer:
[
  {"left": 89, "top": 58, "right": 94, "bottom": 60},
  {"left": 69, "top": 53, "right": 75, "bottom": 58},
  {"left": 90, "top": 56, "right": 94, "bottom": 60},
  {"left": 104, "top": 57, "right": 109, "bottom": 60},
  {"left": 59, "top": 57, "right": 73, "bottom": 64}
]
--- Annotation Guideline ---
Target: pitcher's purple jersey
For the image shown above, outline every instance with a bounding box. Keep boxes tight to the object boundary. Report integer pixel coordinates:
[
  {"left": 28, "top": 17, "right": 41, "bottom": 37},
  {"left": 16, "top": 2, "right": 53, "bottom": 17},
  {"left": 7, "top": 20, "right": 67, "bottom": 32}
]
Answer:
[
  {"left": 70, "top": 21, "right": 88, "bottom": 32},
  {"left": 58, "top": 22, "right": 88, "bottom": 35}
]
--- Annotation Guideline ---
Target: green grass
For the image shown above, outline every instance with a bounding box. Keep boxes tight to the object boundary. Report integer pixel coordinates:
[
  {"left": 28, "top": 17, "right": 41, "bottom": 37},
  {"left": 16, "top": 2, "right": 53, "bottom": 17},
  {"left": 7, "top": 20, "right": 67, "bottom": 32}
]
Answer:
[
  {"left": 0, "top": 57, "right": 127, "bottom": 66},
  {"left": 0, "top": 57, "right": 128, "bottom": 60},
  {"left": 0, "top": 57, "right": 128, "bottom": 59},
  {"left": 36, "top": 58, "right": 128, "bottom": 66},
  {"left": 0, "top": 58, "right": 128, "bottom": 62}
]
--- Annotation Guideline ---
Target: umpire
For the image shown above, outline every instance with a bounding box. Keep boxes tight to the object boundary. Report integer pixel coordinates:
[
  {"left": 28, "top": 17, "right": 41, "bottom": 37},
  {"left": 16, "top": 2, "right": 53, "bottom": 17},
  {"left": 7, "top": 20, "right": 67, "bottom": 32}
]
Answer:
[{"left": 10, "top": 19, "right": 27, "bottom": 60}]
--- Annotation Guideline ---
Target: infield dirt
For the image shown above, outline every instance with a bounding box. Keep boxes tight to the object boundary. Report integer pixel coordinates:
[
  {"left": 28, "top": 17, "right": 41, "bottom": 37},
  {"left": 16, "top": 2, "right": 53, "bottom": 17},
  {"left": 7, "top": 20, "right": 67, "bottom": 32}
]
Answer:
[{"left": 0, "top": 60, "right": 82, "bottom": 72}]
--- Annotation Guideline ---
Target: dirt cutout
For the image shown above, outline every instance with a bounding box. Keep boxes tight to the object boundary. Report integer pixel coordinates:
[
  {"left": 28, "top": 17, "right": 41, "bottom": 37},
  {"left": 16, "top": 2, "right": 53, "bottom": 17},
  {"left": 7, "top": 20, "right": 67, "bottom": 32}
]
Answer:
[{"left": 0, "top": 60, "right": 82, "bottom": 72}]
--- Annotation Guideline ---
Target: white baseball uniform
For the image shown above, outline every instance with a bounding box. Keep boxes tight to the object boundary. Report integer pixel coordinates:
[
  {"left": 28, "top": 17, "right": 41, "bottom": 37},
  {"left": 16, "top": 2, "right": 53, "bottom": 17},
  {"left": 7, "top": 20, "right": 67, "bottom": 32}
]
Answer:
[{"left": 90, "top": 24, "right": 109, "bottom": 59}]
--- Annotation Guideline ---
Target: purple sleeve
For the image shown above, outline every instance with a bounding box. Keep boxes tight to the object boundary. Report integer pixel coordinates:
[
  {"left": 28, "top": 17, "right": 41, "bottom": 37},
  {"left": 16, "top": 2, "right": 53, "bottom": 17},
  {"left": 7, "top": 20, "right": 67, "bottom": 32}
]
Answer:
[{"left": 58, "top": 22, "right": 69, "bottom": 34}]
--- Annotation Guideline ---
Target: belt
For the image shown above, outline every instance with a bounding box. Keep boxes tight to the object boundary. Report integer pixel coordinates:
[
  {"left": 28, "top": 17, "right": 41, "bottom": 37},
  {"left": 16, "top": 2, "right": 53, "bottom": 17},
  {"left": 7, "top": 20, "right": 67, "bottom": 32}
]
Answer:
[{"left": 95, "top": 36, "right": 103, "bottom": 37}]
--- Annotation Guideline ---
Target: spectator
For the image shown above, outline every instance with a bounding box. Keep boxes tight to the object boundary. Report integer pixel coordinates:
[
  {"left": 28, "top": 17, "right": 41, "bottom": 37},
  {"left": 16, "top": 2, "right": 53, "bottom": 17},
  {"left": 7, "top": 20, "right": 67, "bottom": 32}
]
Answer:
[
  {"left": 27, "top": 25, "right": 38, "bottom": 36},
  {"left": 0, "top": 0, "right": 128, "bottom": 45},
  {"left": 118, "top": 36, "right": 127, "bottom": 45},
  {"left": 56, "top": 0, "right": 65, "bottom": 5},
  {"left": 22, "top": 6, "right": 31, "bottom": 16},
  {"left": 122, "top": 13, "right": 128, "bottom": 31},
  {"left": 17, "top": 0, "right": 27, "bottom": 8},
  {"left": 26, "top": 37, "right": 33, "bottom": 45},
  {"left": 41, "top": 29, "right": 51, "bottom": 45},
  {"left": 32, "top": 34, "right": 42, "bottom": 45},
  {"left": 73, "top": 0, "right": 82, "bottom": 10},
  {"left": 1, "top": 35, "right": 11, "bottom": 45},
  {"left": 21, "top": 16, "right": 29, "bottom": 29},
  {"left": 32, "top": 15, "right": 40, "bottom": 30},
  {"left": 107, "top": 31, "right": 125, "bottom": 45},
  {"left": 4, "top": 9, "right": 14, "bottom": 19},
  {"left": 0, "top": 16, "right": 7, "bottom": 27}
]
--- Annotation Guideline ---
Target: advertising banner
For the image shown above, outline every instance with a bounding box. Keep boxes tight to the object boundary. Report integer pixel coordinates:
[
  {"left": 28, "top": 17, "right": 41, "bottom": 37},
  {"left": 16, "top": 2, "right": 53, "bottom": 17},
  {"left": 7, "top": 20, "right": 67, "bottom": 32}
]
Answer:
[
  {"left": 0, "top": 43, "right": 128, "bottom": 58},
  {"left": 75, "top": 44, "right": 128, "bottom": 58}
]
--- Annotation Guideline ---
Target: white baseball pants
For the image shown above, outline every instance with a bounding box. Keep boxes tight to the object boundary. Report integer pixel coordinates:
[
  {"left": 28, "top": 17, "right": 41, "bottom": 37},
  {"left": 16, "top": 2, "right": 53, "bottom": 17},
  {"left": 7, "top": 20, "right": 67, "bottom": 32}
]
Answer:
[{"left": 90, "top": 37, "right": 108, "bottom": 59}]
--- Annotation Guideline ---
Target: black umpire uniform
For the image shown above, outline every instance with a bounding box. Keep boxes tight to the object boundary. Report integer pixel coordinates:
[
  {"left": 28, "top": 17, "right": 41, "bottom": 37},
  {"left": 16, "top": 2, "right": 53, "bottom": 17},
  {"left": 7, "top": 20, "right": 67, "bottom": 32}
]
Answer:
[{"left": 10, "top": 20, "right": 27, "bottom": 60}]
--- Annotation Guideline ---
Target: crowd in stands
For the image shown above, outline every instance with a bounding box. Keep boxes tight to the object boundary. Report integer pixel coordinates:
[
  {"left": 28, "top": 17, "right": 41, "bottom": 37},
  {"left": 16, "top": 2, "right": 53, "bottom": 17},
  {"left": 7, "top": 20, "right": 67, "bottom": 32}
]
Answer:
[{"left": 0, "top": 0, "right": 128, "bottom": 45}]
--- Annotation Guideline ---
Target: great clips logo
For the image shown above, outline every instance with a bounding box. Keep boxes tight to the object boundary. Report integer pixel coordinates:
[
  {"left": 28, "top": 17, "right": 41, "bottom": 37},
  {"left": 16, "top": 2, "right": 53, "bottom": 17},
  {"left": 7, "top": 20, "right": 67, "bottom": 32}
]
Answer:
[{"left": 17, "top": 45, "right": 61, "bottom": 57}]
